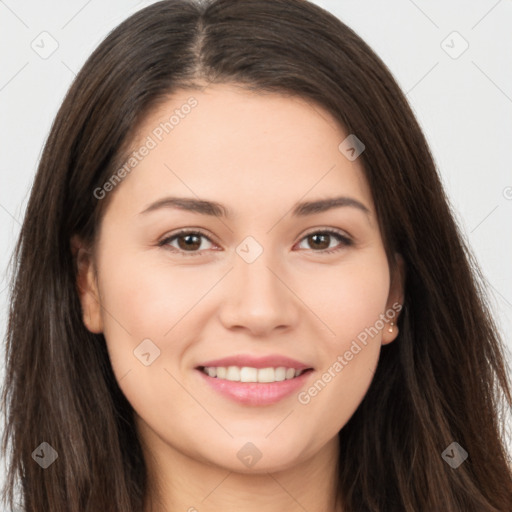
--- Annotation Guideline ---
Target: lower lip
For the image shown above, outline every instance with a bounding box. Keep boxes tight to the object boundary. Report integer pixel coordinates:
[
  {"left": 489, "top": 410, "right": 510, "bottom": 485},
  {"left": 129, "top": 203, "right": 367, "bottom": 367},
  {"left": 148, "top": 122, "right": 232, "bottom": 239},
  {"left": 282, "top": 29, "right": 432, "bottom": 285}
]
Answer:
[{"left": 196, "top": 369, "right": 313, "bottom": 406}]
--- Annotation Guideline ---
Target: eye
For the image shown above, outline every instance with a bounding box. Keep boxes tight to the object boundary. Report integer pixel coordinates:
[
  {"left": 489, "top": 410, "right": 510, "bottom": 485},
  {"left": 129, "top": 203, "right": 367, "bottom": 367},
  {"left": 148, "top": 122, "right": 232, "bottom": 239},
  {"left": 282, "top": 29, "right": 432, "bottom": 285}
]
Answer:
[
  {"left": 158, "top": 230, "right": 216, "bottom": 257},
  {"left": 296, "top": 229, "right": 353, "bottom": 254},
  {"left": 159, "top": 228, "right": 353, "bottom": 257}
]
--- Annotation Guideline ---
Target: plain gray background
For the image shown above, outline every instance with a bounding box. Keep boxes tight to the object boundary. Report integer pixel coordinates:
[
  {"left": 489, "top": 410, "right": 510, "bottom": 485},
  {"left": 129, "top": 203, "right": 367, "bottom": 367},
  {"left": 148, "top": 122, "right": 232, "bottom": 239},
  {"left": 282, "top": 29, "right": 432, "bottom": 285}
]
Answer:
[{"left": 1, "top": 0, "right": 511, "bottom": 504}]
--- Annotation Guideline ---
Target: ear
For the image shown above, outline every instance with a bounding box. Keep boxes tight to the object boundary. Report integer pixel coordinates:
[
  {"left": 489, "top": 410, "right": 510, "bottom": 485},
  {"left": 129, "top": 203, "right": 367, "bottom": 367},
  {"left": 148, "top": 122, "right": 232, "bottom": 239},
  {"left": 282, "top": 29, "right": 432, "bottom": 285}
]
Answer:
[
  {"left": 70, "top": 235, "right": 103, "bottom": 334},
  {"left": 381, "top": 252, "right": 405, "bottom": 345}
]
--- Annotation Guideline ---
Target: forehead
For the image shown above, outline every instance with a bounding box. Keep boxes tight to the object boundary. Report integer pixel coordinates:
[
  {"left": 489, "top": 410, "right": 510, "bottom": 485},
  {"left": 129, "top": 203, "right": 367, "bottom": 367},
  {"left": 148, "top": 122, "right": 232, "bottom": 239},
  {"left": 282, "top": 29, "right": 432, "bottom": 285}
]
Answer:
[{"left": 107, "top": 83, "right": 374, "bottom": 221}]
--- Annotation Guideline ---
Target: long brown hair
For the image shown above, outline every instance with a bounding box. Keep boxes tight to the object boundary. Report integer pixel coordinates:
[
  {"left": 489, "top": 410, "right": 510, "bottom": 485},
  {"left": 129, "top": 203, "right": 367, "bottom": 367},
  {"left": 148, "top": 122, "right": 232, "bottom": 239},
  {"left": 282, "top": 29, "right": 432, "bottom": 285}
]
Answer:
[{"left": 2, "top": 0, "right": 511, "bottom": 510}]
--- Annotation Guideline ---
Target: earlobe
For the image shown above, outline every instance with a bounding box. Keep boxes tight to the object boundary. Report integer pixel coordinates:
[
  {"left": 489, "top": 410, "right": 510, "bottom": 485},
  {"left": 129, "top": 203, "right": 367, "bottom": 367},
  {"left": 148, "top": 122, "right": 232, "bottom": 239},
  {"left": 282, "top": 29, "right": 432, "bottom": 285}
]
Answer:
[
  {"left": 70, "top": 235, "right": 103, "bottom": 334},
  {"left": 382, "top": 320, "right": 398, "bottom": 345},
  {"left": 382, "top": 252, "right": 406, "bottom": 345}
]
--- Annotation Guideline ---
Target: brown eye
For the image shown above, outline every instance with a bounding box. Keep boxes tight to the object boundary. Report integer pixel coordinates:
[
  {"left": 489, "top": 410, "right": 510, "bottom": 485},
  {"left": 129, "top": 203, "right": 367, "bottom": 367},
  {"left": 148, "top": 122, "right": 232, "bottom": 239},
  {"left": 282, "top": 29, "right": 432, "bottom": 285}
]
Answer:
[
  {"left": 306, "top": 233, "right": 331, "bottom": 250},
  {"left": 159, "top": 230, "right": 215, "bottom": 256},
  {"left": 159, "top": 228, "right": 352, "bottom": 257},
  {"left": 297, "top": 230, "right": 353, "bottom": 254},
  {"left": 175, "top": 233, "right": 202, "bottom": 251}
]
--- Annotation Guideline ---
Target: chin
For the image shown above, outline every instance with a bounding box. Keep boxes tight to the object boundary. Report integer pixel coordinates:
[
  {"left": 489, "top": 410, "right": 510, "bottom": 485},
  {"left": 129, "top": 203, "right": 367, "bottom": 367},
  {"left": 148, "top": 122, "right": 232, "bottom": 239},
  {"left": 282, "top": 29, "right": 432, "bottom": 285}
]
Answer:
[{"left": 202, "top": 437, "right": 310, "bottom": 475}]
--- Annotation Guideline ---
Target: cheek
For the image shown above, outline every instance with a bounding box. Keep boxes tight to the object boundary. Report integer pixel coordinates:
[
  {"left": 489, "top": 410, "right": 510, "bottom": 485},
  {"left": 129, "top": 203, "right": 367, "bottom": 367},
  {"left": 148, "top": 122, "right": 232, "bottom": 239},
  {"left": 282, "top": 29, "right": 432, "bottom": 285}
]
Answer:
[
  {"left": 94, "top": 242, "right": 193, "bottom": 373},
  {"left": 295, "top": 252, "right": 390, "bottom": 424},
  {"left": 308, "top": 251, "right": 391, "bottom": 343},
  {"left": 95, "top": 246, "right": 209, "bottom": 427}
]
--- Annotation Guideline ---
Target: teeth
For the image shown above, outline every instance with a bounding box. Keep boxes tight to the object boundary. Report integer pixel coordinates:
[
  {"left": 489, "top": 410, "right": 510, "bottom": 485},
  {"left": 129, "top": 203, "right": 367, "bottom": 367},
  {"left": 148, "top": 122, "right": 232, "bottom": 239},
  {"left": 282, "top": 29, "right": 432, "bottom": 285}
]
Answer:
[
  {"left": 240, "top": 367, "right": 257, "bottom": 382},
  {"left": 202, "top": 365, "right": 308, "bottom": 383},
  {"left": 226, "top": 366, "right": 240, "bottom": 381},
  {"left": 257, "top": 367, "right": 275, "bottom": 383},
  {"left": 274, "top": 367, "right": 286, "bottom": 381}
]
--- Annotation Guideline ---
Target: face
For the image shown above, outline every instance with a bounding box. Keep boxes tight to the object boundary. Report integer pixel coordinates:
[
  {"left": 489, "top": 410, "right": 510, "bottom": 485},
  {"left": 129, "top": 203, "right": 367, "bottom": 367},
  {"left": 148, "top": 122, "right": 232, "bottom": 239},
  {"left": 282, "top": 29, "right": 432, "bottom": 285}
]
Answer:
[{"left": 74, "top": 83, "right": 404, "bottom": 475}]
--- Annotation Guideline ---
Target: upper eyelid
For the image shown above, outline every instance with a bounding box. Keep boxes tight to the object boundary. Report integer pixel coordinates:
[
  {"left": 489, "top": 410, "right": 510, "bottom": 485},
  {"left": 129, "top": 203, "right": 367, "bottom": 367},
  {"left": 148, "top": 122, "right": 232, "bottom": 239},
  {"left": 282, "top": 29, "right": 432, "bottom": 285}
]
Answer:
[
  {"left": 159, "top": 227, "right": 352, "bottom": 249},
  {"left": 159, "top": 228, "right": 218, "bottom": 246}
]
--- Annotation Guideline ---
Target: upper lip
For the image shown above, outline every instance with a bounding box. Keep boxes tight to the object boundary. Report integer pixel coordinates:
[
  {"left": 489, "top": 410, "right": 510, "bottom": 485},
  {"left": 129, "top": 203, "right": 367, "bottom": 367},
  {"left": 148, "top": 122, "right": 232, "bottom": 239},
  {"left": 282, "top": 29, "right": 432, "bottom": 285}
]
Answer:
[{"left": 197, "top": 354, "right": 313, "bottom": 370}]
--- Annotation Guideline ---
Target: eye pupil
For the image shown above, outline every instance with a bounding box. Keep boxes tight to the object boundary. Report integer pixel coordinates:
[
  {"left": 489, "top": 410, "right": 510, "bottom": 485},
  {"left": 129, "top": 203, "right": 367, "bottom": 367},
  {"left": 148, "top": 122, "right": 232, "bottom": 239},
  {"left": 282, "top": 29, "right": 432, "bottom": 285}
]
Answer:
[
  {"left": 309, "top": 233, "right": 330, "bottom": 250},
  {"left": 164, "top": 229, "right": 349, "bottom": 256},
  {"left": 178, "top": 234, "right": 201, "bottom": 251}
]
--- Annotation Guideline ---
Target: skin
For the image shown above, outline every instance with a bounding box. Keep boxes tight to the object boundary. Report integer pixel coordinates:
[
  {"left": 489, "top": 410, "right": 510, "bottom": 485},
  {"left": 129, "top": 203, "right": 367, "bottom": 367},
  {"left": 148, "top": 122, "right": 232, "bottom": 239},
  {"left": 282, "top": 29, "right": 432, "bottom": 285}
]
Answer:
[{"left": 73, "top": 83, "right": 404, "bottom": 512}]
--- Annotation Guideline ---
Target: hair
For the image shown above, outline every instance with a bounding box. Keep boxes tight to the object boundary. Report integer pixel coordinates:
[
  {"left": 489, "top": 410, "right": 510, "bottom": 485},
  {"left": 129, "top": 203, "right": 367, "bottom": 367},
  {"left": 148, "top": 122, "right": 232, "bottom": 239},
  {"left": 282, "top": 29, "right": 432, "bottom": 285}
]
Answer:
[{"left": 2, "top": 0, "right": 511, "bottom": 510}]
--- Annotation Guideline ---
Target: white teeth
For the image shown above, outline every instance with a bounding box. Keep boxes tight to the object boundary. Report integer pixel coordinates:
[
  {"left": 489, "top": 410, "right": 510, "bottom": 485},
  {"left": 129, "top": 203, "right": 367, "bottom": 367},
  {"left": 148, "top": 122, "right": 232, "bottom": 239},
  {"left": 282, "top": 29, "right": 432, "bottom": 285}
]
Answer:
[
  {"left": 274, "top": 367, "right": 286, "bottom": 381},
  {"left": 240, "top": 367, "right": 258, "bottom": 382},
  {"left": 258, "top": 367, "right": 275, "bottom": 383},
  {"left": 202, "top": 365, "right": 308, "bottom": 383},
  {"left": 226, "top": 366, "right": 240, "bottom": 381}
]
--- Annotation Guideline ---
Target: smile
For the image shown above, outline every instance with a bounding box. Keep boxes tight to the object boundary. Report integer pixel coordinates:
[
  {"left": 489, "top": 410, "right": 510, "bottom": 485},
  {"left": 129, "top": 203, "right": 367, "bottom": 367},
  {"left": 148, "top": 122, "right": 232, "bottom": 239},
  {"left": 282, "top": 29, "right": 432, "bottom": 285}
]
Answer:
[
  {"left": 196, "top": 366, "right": 314, "bottom": 406},
  {"left": 200, "top": 365, "right": 310, "bottom": 383}
]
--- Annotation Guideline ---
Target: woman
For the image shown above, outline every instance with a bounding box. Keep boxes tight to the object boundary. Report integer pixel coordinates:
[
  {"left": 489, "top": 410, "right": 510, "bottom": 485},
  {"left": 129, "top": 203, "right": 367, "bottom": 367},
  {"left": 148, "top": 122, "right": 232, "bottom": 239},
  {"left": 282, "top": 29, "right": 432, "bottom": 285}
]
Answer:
[{"left": 2, "top": 0, "right": 511, "bottom": 510}]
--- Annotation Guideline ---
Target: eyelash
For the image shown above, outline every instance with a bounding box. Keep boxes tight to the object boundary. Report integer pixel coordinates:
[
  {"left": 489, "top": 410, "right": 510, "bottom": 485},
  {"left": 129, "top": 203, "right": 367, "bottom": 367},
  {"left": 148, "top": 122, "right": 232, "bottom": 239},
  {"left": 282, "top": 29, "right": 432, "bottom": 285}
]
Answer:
[{"left": 158, "top": 228, "right": 353, "bottom": 257}]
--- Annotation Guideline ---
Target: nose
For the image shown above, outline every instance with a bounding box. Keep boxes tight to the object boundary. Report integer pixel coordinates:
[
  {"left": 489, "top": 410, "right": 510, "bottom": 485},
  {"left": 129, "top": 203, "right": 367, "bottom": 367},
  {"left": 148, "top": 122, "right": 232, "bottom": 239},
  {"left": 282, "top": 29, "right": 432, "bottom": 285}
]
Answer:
[{"left": 218, "top": 249, "right": 300, "bottom": 337}]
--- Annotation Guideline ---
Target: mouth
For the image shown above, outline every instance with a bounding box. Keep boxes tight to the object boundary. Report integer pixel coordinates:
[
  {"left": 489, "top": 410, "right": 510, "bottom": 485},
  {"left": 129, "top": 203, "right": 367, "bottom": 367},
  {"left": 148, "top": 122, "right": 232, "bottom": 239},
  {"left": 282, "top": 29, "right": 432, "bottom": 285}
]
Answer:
[
  {"left": 194, "top": 362, "right": 315, "bottom": 406},
  {"left": 197, "top": 365, "right": 313, "bottom": 383}
]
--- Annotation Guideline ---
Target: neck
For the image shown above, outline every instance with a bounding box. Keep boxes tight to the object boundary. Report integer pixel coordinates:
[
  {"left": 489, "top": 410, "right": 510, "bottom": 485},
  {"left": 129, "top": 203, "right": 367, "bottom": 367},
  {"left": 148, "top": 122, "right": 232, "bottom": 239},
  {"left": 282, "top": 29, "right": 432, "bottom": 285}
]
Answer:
[{"left": 139, "top": 422, "right": 342, "bottom": 512}]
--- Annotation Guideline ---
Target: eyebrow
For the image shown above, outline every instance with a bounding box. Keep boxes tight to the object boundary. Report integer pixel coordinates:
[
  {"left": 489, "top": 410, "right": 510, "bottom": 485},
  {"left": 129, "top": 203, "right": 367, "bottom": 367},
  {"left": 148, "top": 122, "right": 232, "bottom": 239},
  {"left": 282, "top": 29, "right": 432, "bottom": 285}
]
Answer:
[{"left": 139, "top": 195, "right": 371, "bottom": 219}]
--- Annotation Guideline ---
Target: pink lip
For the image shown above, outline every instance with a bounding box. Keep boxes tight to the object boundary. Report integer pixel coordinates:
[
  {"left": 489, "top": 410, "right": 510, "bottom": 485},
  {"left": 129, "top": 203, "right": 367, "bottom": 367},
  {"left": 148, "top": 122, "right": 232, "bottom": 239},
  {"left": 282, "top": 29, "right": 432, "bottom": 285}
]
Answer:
[
  {"left": 196, "top": 368, "right": 314, "bottom": 406},
  {"left": 197, "top": 354, "right": 313, "bottom": 370}
]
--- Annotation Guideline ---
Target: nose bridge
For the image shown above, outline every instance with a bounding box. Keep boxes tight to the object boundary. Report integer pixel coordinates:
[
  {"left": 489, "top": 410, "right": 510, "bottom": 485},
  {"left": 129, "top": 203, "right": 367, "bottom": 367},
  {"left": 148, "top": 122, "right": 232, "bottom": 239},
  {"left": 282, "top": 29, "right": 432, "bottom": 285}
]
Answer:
[
  {"left": 219, "top": 235, "right": 298, "bottom": 333},
  {"left": 235, "top": 238, "right": 285, "bottom": 306},
  {"left": 238, "top": 246, "right": 280, "bottom": 295}
]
